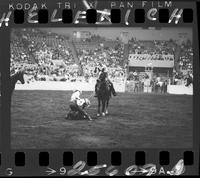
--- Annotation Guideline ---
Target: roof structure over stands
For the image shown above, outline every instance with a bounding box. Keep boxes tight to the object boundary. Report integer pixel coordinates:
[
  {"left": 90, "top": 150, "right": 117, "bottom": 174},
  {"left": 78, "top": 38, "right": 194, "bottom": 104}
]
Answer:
[{"left": 40, "top": 27, "right": 192, "bottom": 41}]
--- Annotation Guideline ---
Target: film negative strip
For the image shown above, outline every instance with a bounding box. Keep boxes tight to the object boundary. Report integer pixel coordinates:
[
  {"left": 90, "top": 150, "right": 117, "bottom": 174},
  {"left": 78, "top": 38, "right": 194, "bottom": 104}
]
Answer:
[{"left": 0, "top": 0, "right": 200, "bottom": 176}]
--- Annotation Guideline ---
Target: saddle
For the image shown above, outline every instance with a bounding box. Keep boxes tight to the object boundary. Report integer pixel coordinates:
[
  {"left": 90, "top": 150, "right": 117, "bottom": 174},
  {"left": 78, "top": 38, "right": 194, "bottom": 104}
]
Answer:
[{"left": 97, "top": 79, "right": 110, "bottom": 91}]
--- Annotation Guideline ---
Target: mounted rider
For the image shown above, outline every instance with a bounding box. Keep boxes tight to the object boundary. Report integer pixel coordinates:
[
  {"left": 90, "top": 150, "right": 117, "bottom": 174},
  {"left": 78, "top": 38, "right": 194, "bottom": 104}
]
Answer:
[{"left": 94, "top": 65, "right": 117, "bottom": 97}]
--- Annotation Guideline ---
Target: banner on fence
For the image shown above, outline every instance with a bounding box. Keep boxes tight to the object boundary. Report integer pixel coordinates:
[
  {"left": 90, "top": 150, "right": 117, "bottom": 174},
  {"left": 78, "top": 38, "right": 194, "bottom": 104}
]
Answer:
[{"left": 128, "top": 54, "right": 174, "bottom": 68}]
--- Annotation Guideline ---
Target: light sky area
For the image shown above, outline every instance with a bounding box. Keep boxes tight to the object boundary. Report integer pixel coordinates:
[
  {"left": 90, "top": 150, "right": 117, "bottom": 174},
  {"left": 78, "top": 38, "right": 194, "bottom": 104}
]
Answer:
[{"left": 40, "top": 27, "right": 192, "bottom": 41}]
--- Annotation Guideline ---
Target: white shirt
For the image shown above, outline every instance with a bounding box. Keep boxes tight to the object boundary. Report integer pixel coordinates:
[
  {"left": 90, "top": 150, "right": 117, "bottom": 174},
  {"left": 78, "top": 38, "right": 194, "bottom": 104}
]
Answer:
[
  {"left": 70, "top": 91, "right": 84, "bottom": 107},
  {"left": 77, "top": 99, "right": 85, "bottom": 107}
]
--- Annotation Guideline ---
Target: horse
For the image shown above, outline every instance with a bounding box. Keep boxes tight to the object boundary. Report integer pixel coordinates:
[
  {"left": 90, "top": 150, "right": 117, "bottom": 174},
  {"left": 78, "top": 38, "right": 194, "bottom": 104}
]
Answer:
[
  {"left": 96, "top": 80, "right": 112, "bottom": 117},
  {"left": 10, "top": 70, "right": 25, "bottom": 94}
]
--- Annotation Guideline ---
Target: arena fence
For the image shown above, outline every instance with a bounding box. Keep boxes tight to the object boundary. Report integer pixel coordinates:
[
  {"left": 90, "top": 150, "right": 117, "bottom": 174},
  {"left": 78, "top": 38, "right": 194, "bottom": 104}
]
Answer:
[
  {"left": 15, "top": 81, "right": 126, "bottom": 92},
  {"left": 15, "top": 81, "right": 192, "bottom": 95},
  {"left": 167, "top": 85, "right": 193, "bottom": 95}
]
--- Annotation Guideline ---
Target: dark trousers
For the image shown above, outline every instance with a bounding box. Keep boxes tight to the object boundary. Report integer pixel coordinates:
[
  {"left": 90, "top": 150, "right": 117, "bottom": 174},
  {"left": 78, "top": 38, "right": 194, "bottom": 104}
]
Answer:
[{"left": 69, "top": 102, "right": 89, "bottom": 119}]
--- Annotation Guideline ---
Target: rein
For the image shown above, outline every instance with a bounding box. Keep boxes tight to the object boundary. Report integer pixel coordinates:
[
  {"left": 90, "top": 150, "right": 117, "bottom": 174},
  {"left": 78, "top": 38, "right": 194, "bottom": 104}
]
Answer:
[{"left": 88, "top": 91, "right": 95, "bottom": 99}]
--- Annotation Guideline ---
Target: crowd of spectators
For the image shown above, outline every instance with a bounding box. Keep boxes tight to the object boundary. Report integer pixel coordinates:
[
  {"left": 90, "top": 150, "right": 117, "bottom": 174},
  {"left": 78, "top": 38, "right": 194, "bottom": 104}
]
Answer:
[
  {"left": 77, "top": 44, "right": 125, "bottom": 79},
  {"left": 129, "top": 39, "right": 175, "bottom": 55},
  {"left": 10, "top": 28, "right": 193, "bottom": 85},
  {"left": 178, "top": 42, "right": 193, "bottom": 71},
  {"left": 10, "top": 29, "right": 125, "bottom": 82},
  {"left": 129, "top": 38, "right": 193, "bottom": 70}
]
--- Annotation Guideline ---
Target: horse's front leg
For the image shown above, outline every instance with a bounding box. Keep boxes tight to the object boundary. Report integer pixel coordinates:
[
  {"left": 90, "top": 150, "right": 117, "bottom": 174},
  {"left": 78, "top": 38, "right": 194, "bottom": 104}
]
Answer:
[
  {"left": 97, "top": 98, "right": 101, "bottom": 117},
  {"left": 105, "top": 100, "right": 109, "bottom": 115},
  {"left": 102, "top": 100, "right": 106, "bottom": 116}
]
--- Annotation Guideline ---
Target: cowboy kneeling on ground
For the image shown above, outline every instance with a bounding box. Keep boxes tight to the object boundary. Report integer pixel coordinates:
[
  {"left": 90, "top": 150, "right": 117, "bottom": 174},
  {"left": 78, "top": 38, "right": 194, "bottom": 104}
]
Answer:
[
  {"left": 94, "top": 66, "right": 117, "bottom": 97},
  {"left": 66, "top": 90, "right": 92, "bottom": 120}
]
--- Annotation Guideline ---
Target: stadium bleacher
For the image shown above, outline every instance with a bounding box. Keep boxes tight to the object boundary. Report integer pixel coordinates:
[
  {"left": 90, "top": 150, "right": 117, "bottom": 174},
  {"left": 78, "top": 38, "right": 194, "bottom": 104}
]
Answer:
[{"left": 10, "top": 28, "right": 193, "bottom": 85}]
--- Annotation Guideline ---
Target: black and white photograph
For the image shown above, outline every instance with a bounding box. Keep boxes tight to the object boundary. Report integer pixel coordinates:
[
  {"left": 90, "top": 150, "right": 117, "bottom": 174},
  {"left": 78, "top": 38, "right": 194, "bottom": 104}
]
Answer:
[{"left": 10, "top": 27, "right": 193, "bottom": 149}]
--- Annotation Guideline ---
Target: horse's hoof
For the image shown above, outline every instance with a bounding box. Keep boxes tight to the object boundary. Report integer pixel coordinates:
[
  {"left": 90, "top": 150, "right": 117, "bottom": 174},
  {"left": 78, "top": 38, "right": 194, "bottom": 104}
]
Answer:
[
  {"left": 97, "top": 113, "right": 100, "bottom": 117},
  {"left": 105, "top": 111, "right": 108, "bottom": 115},
  {"left": 102, "top": 113, "right": 105, "bottom": 117}
]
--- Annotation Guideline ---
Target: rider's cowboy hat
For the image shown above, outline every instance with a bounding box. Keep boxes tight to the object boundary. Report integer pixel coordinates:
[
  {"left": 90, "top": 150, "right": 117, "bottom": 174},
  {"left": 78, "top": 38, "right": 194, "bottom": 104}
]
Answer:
[{"left": 73, "top": 89, "right": 82, "bottom": 94}]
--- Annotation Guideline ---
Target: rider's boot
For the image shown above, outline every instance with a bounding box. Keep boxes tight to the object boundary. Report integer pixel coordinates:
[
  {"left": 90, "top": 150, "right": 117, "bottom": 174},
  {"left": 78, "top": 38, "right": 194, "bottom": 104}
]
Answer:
[
  {"left": 94, "top": 82, "right": 99, "bottom": 97},
  {"left": 109, "top": 82, "right": 117, "bottom": 96},
  {"left": 112, "top": 89, "right": 117, "bottom": 96},
  {"left": 94, "top": 85, "right": 98, "bottom": 97}
]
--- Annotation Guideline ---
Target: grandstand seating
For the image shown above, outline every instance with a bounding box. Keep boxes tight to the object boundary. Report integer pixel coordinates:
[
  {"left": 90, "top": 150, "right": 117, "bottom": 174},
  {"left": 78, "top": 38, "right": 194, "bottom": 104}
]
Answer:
[{"left": 10, "top": 28, "right": 193, "bottom": 83}]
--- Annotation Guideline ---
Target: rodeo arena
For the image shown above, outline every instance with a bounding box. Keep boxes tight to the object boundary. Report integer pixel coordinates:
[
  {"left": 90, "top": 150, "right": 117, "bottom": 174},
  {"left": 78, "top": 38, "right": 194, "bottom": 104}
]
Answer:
[{"left": 10, "top": 28, "right": 193, "bottom": 148}]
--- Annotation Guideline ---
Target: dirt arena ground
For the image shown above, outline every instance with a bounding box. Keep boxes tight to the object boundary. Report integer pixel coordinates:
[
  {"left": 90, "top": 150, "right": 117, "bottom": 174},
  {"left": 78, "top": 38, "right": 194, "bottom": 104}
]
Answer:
[{"left": 11, "top": 90, "right": 192, "bottom": 149}]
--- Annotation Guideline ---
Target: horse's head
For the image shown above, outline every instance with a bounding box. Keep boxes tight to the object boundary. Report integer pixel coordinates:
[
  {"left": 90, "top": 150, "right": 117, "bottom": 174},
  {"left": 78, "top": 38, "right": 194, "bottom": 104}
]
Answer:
[{"left": 18, "top": 70, "right": 25, "bottom": 84}]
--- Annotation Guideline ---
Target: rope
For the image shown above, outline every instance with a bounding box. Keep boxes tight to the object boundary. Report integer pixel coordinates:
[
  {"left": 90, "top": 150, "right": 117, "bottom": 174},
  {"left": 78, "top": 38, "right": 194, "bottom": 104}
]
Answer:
[{"left": 87, "top": 91, "right": 95, "bottom": 99}]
